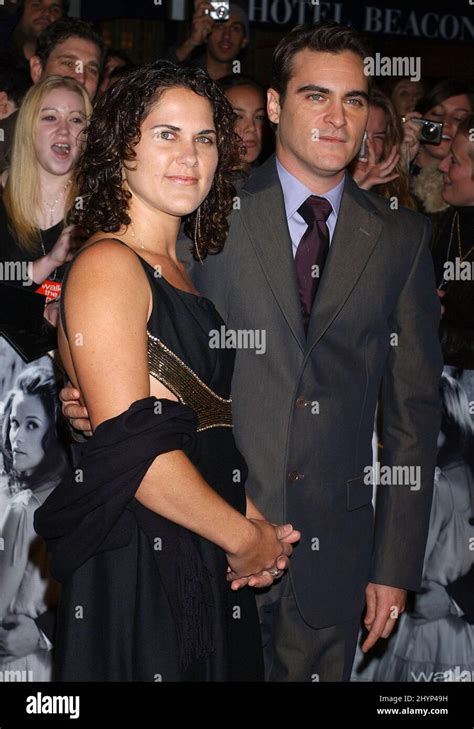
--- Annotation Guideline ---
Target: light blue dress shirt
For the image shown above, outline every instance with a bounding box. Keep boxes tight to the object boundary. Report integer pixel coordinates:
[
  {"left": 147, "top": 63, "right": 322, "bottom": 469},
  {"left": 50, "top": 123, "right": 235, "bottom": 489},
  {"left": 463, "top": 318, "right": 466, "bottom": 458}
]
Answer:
[{"left": 276, "top": 157, "right": 345, "bottom": 258}]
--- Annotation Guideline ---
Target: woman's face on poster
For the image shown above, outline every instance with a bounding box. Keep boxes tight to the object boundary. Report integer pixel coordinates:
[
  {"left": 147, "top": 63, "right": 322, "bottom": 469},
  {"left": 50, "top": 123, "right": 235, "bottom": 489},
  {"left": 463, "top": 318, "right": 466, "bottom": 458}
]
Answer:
[{"left": 9, "top": 393, "right": 48, "bottom": 476}]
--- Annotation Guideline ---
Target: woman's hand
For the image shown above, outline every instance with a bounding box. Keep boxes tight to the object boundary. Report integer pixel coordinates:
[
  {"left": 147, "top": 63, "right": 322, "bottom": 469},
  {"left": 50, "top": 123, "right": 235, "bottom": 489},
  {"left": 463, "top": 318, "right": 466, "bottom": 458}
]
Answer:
[
  {"left": 226, "top": 520, "right": 299, "bottom": 584},
  {"left": 227, "top": 522, "right": 300, "bottom": 590},
  {"left": 352, "top": 138, "right": 400, "bottom": 190},
  {"left": 60, "top": 382, "right": 92, "bottom": 437},
  {"left": 48, "top": 225, "right": 76, "bottom": 268},
  {"left": 400, "top": 111, "right": 423, "bottom": 165}
]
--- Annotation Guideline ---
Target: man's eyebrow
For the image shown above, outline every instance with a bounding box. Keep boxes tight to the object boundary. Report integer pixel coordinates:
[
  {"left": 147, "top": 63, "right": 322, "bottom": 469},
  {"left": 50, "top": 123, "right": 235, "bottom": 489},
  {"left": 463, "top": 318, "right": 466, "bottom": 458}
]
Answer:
[
  {"left": 296, "top": 84, "right": 369, "bottom": 101},
  {"left": 56, "top": 53, "right": 99, "bottom": 66}
]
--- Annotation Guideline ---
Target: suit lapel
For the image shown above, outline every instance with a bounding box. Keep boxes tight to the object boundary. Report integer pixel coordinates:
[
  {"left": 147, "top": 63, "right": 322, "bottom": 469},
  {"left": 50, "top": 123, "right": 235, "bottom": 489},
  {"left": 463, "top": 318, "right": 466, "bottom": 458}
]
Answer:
[
  {"left": 241, "top": 155, "right": 306, "bottom": 351},
  {"left": 306, "top": 173, "right": 383, "bottom": 350},
  {"left": 240, "top": 158, "right": 384, "bottom": 354}
]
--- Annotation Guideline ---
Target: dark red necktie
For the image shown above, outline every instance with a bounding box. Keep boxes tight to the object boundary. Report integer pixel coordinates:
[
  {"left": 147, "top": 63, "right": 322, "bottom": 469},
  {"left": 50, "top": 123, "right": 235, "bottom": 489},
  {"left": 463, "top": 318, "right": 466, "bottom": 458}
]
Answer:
[{"left": 295, "top": 195, "right": 332, "bottom": 332}]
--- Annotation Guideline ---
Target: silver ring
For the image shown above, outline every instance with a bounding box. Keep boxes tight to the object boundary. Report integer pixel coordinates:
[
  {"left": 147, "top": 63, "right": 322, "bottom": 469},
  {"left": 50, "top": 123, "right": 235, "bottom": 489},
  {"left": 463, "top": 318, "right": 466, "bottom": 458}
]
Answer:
[{"left": 269, "top": 568, "right": 282, "bottom": 577}]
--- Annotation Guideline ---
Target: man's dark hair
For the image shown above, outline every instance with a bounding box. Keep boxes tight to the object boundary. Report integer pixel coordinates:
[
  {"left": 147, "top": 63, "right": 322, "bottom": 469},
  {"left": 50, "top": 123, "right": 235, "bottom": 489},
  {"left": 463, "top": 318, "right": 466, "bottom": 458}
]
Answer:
[
  {"left": 19, "top": 0, "right": 70, "bottom": 18},
  {"left": 271, "top": 21, "right": 372, "bottom": 104},
  {"left": 35, "top": 17, "right": 105, "bottom": 67}
]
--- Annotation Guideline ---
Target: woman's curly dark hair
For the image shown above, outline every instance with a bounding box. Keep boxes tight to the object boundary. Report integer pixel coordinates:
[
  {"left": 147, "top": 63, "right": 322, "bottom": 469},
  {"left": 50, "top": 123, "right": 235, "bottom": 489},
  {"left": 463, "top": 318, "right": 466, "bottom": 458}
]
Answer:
[{"left": 73, "top": 61, "right": 245, "bottom": 259}]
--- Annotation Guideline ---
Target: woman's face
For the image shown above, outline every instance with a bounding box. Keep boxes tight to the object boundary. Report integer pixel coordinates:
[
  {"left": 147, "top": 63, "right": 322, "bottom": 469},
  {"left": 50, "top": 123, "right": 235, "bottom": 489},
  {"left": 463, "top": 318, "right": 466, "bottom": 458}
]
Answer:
[
  {"left": 225, "top": 85, "right": 266, "bottom": 164},
  {"left": 391, "top": 80, "right": 424, "bottom": 117},
  {"left": 124, "top": 87, "right": 219, "bottom": 218},
  {"left": 366, "top": 105, "right": 387, "bottom": 164},
  {"left": 9, "top": 393, "right": 48, "bottom": 477},
  {"left": 423, "top": 94, "right": 472, "bottom": 161},
  {"left": 439, "top": 133, "right": 474, "bottom": 208},
  {"left": 35, "top": 87, "right": 88, "bottom": 177}
]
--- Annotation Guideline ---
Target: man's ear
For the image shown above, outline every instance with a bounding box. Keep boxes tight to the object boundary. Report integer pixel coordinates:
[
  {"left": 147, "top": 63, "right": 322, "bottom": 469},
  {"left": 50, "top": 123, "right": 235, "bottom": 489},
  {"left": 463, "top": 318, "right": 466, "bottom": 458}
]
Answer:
[
  {"left": 241, "top": 37, "right": 248, "bottom": 50},
  {"left": 267, "top": 88, "right": 281, "bottom": 125},
  {"left": 30, "top": 55, "right": 43, "bottom": 84}
]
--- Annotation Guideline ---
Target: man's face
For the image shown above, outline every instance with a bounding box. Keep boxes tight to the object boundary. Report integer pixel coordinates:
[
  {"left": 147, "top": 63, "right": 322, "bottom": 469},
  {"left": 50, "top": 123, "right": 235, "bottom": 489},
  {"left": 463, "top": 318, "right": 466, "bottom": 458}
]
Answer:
[
  {"left": 206, "top": 11, "right": 247, "bottom": 63},
  {"left": 268, "top": 50, "right": 369, "bottom": 186},
  {"left": 31, "top": 36, "right": 102, "bottom": 99},
  {"left": 439, "top": 133, "right": 474, "bottom": 207},
  {"left": 20, "top": 0, "right": 64, "bottom": 40}
]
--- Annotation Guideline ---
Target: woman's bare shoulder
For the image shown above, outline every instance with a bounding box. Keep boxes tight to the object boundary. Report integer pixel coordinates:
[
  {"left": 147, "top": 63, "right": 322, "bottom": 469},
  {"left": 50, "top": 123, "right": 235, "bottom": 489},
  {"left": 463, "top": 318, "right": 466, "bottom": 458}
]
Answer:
[{"left": 65, "top": 237, "right": 148, "bottom": 296}]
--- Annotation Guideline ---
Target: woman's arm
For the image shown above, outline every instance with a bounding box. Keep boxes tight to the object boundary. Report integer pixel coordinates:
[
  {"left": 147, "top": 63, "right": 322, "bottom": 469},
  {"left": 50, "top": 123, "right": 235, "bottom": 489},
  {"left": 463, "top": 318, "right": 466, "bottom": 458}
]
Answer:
[
  {"left": 30, "top": 226, "right": 74, "bottom": 285},
  {"left": 62, "top": 240, "right": 293, "bottom": 577},
  {"left": 246, "top": 493, "right": 266, "bottom": 520}
]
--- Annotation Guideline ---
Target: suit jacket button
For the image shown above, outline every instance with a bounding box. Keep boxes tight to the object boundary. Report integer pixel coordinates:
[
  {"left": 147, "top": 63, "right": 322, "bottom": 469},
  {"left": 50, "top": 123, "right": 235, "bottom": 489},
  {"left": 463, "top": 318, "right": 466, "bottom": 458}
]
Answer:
[
  {"left": 296, "top": 396, "right": 307, "bottom": 409},
  {"left": 288, "top": 470, "right": 303, "bottom": 482}
]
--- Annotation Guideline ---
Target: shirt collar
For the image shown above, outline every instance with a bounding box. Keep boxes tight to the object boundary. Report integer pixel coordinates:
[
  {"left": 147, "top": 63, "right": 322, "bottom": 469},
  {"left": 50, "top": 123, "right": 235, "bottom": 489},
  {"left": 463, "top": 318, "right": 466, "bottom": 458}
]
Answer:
[{"left": 276, "top": 157, "right": 346, "bottom": 220}]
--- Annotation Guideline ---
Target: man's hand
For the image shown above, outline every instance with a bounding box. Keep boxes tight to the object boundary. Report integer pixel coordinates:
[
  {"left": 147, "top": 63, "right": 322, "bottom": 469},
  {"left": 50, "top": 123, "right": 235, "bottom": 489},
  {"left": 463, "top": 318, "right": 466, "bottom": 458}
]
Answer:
[
  {"left": 362, "top": 582, "right": 407, "bottom": 652},
  {"left": 174, "top": 1, "right": 214, "bottom": 62},
  {"left": 0, "top": 615, "right": 42, "bottom": 659},
  {"left": 60, "top": 383, "right": 92, "bottom": 437}
]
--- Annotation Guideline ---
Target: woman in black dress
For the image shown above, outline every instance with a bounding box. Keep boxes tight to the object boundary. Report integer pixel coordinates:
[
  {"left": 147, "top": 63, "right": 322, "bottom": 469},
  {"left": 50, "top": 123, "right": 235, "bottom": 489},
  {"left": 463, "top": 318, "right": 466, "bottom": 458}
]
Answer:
[{"left": 35, "top": 62, "right": 299, "bottom": 682}]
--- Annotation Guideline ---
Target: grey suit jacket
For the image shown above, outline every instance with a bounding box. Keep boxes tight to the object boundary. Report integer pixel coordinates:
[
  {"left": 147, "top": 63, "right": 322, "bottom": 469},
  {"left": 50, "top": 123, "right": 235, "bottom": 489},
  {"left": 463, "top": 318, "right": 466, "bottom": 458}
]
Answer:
[{"left": 190, "top": 154, "right": 443, "bottom": 628}]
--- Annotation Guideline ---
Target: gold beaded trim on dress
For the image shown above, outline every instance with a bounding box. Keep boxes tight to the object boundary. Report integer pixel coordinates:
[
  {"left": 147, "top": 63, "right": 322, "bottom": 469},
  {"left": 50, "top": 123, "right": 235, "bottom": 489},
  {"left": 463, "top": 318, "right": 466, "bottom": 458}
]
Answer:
[{"left": 147, "top": 331, "right": 233, "bottom": 432}]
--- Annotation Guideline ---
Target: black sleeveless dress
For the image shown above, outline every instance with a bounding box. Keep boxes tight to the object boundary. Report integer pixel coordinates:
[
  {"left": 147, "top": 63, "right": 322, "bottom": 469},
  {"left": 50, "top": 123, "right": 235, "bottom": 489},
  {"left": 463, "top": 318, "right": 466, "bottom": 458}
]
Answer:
[{"left": 35, "top": 243, "right": 264, "bottom": 682}]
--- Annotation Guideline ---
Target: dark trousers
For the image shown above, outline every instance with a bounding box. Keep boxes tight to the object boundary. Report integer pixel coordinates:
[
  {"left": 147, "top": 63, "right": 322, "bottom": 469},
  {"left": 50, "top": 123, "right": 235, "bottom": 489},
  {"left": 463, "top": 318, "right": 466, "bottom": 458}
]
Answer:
[{"left": 256, "top": 574, "right": 360, "bottom": 682}]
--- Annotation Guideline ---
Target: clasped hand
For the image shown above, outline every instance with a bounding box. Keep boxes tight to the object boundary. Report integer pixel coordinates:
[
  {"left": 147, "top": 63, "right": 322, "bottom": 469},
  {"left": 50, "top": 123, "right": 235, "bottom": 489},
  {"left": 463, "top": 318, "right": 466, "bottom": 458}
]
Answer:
[{"left": 226, "top": 519, "right": 301, "bottom": 591}]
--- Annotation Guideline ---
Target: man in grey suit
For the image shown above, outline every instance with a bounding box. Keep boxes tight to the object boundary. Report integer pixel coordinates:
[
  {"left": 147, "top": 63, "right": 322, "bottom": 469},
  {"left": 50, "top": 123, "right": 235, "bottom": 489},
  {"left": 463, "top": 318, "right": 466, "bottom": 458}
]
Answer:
[
  {"left": 62, "top": 22, "right": 443, "bottom": 681},
  {"left": 191, "top": 22, "right": 443, "bottom": 681}
]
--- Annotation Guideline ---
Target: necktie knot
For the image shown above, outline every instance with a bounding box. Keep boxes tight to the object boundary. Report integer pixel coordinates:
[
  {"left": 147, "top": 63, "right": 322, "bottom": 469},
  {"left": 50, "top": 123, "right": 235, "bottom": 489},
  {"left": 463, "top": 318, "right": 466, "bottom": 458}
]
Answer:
[{"left": 298, "top": 195, "right": 333, "bottom": 225}]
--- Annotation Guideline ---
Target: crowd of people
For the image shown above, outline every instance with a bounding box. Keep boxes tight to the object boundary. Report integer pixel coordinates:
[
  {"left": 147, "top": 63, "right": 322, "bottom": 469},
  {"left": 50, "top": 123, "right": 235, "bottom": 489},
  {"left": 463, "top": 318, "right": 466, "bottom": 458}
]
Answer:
[{"left": 0, "top": 0, "right": 473, "bottom": 683}]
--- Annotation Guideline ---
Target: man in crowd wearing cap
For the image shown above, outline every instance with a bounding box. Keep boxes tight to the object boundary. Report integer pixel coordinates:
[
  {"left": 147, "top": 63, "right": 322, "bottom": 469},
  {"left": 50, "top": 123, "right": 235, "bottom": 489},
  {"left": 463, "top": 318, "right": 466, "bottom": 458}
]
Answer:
[{"left": 167, "top": 0, "right": 249, "bottom": 81}]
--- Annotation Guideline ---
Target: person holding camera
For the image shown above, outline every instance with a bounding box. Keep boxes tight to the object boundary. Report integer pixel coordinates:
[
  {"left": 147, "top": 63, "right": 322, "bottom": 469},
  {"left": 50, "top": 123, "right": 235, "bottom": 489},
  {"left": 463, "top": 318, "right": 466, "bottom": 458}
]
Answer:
[
  {"left": 166, "top": 1, "right": 249, "bottom": 81},
  {"left": 401, "top": 80, "right": 473, "bottom": 215}
]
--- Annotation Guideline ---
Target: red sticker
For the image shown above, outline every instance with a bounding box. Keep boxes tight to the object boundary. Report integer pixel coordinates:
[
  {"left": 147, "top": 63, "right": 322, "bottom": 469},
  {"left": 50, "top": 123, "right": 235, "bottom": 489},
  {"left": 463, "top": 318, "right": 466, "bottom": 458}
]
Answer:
[{"left": 35, "top": 279, "right": 62, "bottom": 303}]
